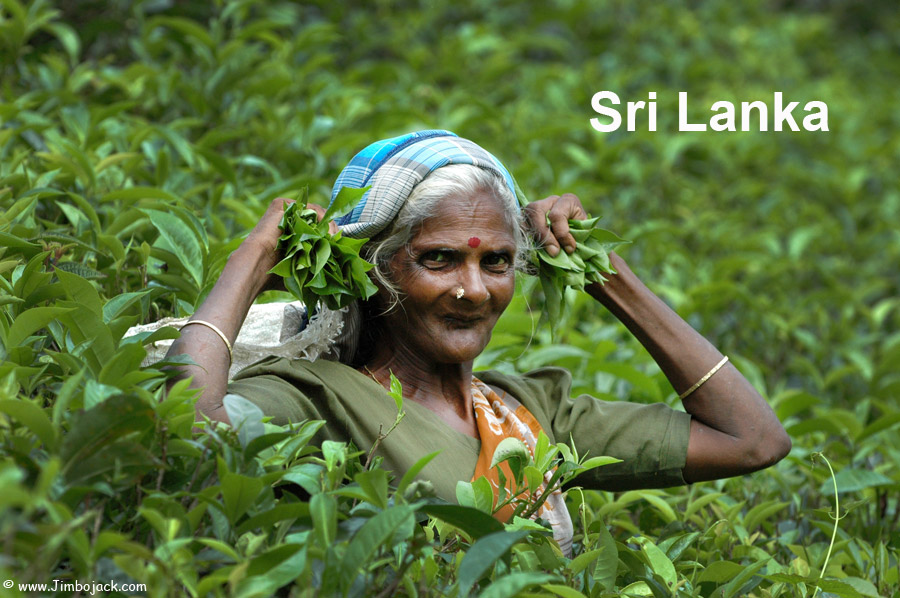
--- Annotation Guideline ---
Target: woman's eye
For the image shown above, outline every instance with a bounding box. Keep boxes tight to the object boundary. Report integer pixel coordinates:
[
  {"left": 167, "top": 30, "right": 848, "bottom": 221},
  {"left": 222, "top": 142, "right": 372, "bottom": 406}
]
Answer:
[
  {"left": 484, "top": 254, "right": 511, "bottom": 270},
  {"left": 422, "top": 251, "right": 451, "bottom": 267}
]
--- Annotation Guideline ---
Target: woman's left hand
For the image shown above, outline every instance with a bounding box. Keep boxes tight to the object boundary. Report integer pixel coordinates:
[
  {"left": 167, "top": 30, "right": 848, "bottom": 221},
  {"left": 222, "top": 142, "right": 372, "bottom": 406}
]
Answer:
[{"left": 524, "top": 193, "right": 588, "bottom": 257}]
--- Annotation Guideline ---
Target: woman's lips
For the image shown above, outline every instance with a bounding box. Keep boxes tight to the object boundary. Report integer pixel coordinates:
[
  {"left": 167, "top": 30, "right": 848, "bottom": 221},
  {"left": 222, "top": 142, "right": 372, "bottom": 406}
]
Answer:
[{"left": 442, "top": 313, "right": 485, "bottom": 326}]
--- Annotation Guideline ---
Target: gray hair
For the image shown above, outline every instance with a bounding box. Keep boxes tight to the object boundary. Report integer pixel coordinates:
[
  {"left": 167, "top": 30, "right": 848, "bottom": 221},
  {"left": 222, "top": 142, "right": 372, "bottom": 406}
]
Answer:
[{"left": 334, "top": 164, "right": 531, "bottom": 366}]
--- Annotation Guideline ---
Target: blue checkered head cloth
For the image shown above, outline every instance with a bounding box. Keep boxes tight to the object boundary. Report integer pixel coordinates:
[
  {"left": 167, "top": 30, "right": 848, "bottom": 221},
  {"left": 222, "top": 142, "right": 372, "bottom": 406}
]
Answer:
[{"left": 330, "top": 130, "right": 518, "bottom": 239}]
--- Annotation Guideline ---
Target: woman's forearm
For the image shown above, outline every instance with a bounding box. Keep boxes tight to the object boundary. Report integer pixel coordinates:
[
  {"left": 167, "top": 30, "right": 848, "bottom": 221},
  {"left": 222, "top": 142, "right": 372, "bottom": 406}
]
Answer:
[
  {"left": 587, "top": 252, "right": 791, "bottom": 482},
  {"left": 587, "top": 253, "right": 721, "bottom": 390},
  {"left": 164, "top": 240, "right": 275, "bottom": 423},
  {"left": 164, "top": 198, "right": 295, "bottom": 423}
]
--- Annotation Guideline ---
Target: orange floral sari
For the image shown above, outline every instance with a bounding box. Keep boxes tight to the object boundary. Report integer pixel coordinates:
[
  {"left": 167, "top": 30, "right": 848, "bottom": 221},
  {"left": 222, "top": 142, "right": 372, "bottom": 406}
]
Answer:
[{"left": 471, "top": 378, "right": 573, "bottom": 555}]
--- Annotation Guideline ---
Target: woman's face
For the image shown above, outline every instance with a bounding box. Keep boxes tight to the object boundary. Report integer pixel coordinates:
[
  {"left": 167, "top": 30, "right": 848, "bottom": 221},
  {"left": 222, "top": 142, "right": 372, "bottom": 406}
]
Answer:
[{"left": 380, "top": 191, "right": 517, "bottom": 366}]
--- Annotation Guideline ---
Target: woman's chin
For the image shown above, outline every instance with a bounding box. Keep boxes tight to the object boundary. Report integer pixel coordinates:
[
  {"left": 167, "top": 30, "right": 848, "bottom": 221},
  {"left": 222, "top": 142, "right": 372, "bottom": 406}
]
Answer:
[{"left": 431, "top": 333, "right": 492, "bottom": 364}]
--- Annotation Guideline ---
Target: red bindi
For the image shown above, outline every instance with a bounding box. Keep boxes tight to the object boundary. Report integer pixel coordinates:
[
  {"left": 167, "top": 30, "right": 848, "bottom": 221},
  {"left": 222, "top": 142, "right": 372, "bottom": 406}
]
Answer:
[{"left": 468, "top": 237, "right": 481, "bottom": 248}]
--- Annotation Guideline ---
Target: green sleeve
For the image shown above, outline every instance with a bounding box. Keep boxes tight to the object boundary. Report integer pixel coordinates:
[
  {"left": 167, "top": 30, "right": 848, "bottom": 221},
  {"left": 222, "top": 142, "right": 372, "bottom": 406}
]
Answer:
[
  {"left": 478, "top": 367, "right": 691, "bottom": 491},
  {"left": 227, "top": 357, "right": 329, "bottom": 426}
]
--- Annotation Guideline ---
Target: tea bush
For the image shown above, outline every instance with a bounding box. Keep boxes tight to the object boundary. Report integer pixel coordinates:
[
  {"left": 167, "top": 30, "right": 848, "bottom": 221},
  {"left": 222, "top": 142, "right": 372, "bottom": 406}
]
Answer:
[{"left": 1, "top": 0, "right": 897, "bottom": 596}]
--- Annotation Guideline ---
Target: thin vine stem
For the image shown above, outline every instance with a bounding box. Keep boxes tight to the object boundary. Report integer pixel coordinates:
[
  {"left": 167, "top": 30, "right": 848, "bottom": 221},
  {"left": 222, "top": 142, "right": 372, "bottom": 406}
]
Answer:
[{"left": 811, "top": 452, "right": 841, "bottom": 598}]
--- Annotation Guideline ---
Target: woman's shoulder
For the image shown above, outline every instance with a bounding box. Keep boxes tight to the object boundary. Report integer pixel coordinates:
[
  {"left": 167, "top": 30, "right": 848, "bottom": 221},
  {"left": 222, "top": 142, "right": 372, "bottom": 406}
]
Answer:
[
  {"left": 229, "top": 356, "right": 377, "bottom": 407},
  {"left": 227, "top": 356, "right": 396, "bottom": 427},
  {"left": 232, "top": 356, "right": 362, "bottom": 386}
]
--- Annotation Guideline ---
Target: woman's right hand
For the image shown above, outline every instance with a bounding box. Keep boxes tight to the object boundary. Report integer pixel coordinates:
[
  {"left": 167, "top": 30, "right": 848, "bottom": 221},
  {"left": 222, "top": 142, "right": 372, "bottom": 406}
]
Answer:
[{"left": 240, "top": 198, "right": 338, "bottom": 293}]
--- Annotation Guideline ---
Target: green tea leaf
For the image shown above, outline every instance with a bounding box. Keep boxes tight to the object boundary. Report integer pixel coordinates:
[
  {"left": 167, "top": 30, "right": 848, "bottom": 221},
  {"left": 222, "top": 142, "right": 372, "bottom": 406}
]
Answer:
[
  {"left": 61, "top": 394, "right": 155, "bottom": 483},
  {"left": 144, "top": 209, "right": 205, "bottom": 288},
  {"left": 634, "top": 536, "right": 677, "bottom": 588},
  {"left": 819, "top": 468, "right": 895, "bottom": 495},
  {"left": 310, "top": 492, "right": 337, "bottom": 546},
  {"left": 480, "top": 571, "right": 557, "bottom": 598},
  {"left": 220, "top": 471, "right": 265, "bottom": 524},
  {"left": 420, "top": 504, "right": 503, "bottom": 539},
  {"left": 457, "top": 530, "right": 531, "bottom": 596},
  {"left": 7, "top": 306, "right": 74, "bottom": 348},
  {"left": 239, "top": 543, "right": 307, "bottom": 596},
  {"left": 540, "top": 584, "right": 588, "bottom": 598},
  {"left": 0, "top": 399, "right": 57, "bottom": 451},
  {"left": 273, "top": 193, "right": 378, "bottom": 313},
  {"left": 490, "top": 436, "right": 532, "bottom": 471},
  {"left": 339, "top": 504, "right": 416, "bottom": 590},
  {"left": 532, "top": 216, "right": 628, "bottom": 338},
  {"left": 395, "top": 451, "right": 439, "bottom": 499}
]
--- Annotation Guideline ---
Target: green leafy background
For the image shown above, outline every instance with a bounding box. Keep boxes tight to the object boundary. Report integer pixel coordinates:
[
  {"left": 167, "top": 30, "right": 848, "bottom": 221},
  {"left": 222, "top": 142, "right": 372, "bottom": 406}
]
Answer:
[{"left": 1, "top": 0, "right": 898, "bottom": 596}]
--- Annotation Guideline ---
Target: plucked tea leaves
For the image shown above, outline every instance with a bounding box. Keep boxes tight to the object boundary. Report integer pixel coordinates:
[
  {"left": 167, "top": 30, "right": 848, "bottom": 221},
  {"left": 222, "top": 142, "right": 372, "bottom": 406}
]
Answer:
[
  {"left": 271, "top": 187, "right": 378, "bottom": 313},
  {"left": 533, "top": 216, "right": 628, "bottom": 336}
]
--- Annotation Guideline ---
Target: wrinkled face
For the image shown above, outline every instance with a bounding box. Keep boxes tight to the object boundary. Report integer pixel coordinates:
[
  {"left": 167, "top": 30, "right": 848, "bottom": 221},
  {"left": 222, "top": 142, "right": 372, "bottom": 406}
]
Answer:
[{"left": 381, "top": 191, "right": 517, "bottom": 365}]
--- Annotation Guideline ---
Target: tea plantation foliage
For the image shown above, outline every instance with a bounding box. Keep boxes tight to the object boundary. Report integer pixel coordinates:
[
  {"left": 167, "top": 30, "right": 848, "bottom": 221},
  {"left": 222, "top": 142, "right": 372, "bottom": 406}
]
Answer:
[{"left": 1, "top": 0, "right": 898, "bottom": 596}]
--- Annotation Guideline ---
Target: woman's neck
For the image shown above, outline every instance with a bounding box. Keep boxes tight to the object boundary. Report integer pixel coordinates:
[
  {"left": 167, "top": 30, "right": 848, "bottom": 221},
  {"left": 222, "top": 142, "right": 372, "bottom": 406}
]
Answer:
[{"left": 362, "top": 340, "right": 479, "bottom": 438}]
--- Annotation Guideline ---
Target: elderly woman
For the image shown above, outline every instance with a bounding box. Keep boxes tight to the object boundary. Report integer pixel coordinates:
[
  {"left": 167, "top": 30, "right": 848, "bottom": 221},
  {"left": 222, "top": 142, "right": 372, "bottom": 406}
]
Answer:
[{"left": 166, "top": 130, "right": 790, "bottom": 552}]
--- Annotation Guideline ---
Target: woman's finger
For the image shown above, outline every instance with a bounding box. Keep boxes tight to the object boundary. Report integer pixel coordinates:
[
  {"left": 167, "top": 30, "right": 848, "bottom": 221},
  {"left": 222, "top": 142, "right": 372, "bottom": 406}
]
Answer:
[
  {"left": 549, "top": 193, "right": 588, "bottom": 254},
  {"left": 558, "top": 193, "right": 588, "bottom": 220},
  {"left": 548, "top": 198, "right": 577, "bottom": 254},
  {"left": 240, "top": 198, "right": 295, "bottom": 291},
  {"left": 524, "top": 197, "right": 562, "bottom": 256},
  {"left": 249, "top": 198, "right": 292, "bottom": 248}
]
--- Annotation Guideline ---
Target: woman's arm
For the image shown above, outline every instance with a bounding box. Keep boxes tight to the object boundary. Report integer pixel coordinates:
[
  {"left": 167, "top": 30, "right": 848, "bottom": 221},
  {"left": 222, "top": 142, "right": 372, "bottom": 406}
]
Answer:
[
  {"left": 586, "top": 253, "right": 790, "bottom": 481},
  {"left": 526, "top": 195, "right": 791, "bottom": 482},
  {"left": 164, "top": 199, "right": 332, "bottom": 425}
]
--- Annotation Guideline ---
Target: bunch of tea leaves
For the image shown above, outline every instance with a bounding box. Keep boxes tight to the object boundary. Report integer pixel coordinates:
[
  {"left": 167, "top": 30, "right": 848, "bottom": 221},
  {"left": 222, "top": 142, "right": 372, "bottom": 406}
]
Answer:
[
  {"left": 534, "top": 216, "right": 629, "bottom": 336},
  {"left": 270, "top": 186, "right": 378, "bottom": 313}
]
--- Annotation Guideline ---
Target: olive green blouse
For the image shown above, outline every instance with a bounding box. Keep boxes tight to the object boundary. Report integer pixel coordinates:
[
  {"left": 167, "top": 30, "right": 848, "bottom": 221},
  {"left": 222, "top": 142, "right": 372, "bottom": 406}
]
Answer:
[{"left": 227, "top": 357, "right": 691, "bottom": 502}]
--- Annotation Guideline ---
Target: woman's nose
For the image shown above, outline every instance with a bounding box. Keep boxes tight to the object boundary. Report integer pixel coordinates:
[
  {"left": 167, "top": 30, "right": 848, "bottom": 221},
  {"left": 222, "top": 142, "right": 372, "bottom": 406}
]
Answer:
[{"left": 459, "top": 264, "right": 490, "bottom": 304}]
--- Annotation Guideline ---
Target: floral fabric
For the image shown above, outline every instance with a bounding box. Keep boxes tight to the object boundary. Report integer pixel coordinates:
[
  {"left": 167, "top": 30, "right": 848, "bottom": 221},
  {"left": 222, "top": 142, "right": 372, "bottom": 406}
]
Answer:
[{"left": 471, "top": 378, "right": 574, "bottom": 555}]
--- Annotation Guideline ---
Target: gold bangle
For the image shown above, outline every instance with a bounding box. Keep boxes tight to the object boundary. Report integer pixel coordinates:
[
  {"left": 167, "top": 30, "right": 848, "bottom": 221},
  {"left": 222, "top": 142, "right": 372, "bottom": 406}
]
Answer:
[
  {"left": 181, "top": 320, "right": 233, "bottom": 363},
  {"left": 678, "top": 356, "right": 729, "bottom": 400}
]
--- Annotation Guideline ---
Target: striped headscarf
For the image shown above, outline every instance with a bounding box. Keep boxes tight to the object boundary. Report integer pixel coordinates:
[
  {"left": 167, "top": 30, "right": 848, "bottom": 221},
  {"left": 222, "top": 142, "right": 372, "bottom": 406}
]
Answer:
[{"left": 330, "top": 130, "right": 518, "bottom": 239}]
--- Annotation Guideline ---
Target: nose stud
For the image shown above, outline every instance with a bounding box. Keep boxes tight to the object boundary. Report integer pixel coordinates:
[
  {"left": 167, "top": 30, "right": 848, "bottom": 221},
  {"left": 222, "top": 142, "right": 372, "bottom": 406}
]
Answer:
[{"left": 455, "top": 287, "right": 465, "bottom": 299}]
